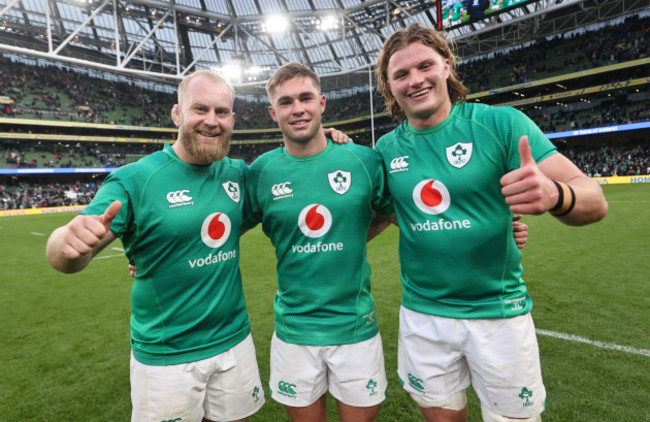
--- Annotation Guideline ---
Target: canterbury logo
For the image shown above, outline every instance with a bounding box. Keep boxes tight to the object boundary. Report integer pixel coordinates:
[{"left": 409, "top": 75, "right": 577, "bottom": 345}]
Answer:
[
  {"left": 166, "top": 190, "right": 192, "bottom": 203},
  {"left": 390, "top": 156, "right": 409, "bottom": 170},
  {"left": 272, "top": 182, "right": 293, "bottom": 196},
  {"left": 278, "top": 381, "right": 297, "bottom": 395}
]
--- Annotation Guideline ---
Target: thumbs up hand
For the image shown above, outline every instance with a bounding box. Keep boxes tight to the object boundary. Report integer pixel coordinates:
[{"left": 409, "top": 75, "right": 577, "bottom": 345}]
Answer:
[
  {"left": 60, "top": 201, "right": 122, "bottom": 259},
  {"left": 500, "top": 136, "right": 557, "bottom": 215}
]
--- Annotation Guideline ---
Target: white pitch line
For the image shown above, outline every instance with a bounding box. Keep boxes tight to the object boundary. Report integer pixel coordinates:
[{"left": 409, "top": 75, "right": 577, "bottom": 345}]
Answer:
[
  {"left": 95, "top": 254, "right": 125, "bottom": 260},
  {"left": 111, "top": 247, "right": 125, "bottom": 251},
  {"left": 30, "top": 232, "right": 46, "bottom": 236},
  {"left": 537, "top": 329, "right": 650, "bottom": 357}
]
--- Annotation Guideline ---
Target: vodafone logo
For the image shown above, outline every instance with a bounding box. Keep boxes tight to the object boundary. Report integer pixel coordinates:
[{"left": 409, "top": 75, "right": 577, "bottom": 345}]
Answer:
[
  {"left": 412, "top": 179, "right": 451, "bottom": 215},
  {"left": 298, "top": 204, "right": 332, "bottom": 238},
  {"left": 200, "top": 212, "right": 232, "bottom": 248}
]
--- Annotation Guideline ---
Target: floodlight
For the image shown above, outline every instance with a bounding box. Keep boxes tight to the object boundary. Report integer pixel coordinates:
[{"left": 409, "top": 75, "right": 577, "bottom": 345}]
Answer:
[
  {"left": 265, "top": 14, "right": 289, "bottom": 33},
  {"left": 221, "top": 64, "right": 242, "bottom": 82},
  {"left": 319, "top": 16, "right": 338, "bottom": 31}
]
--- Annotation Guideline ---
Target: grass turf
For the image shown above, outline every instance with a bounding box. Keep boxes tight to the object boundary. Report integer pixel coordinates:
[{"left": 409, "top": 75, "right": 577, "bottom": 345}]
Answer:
[{"left": 0, "top": 183, "right": 648, "bottom": 421}]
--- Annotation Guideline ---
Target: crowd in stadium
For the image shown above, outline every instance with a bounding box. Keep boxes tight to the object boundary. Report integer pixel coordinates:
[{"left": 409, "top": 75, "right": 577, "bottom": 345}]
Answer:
[
  {"left": 1, "top": 14, "right": 648, "bottom": 129},
  {"left": 1, "top": 14, "right": 648, "bottom": 211},
  {"left": 460, "top": 14, "right": 650, "bottom": 91},
  {"left": 1, "top": 142, "right": 648, "bottom": 210},
  {"left": 3, "top": 144, "right": 134, "bottom": 169},
  {"left": 0, "top": 181, "right": 99, "bottom": 210},
  {"left": 565, "top": 144, "right": 650, "bottom": 177}
]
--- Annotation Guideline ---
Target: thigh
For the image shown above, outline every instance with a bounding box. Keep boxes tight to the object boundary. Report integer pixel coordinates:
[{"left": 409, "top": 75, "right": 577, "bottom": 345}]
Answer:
[
  {"left": 397, "top": 306, "right": 471, "bottom": 403},
  {"left": 130, "top": 352, "right": 205, "bottom": 422},
  {"left": 204, "top": 334, "right": 265, "bottom": 421},
  {"left": 269, "top": 332, "right": 328, "bottom": 407},
  {"left": 326, "top": 333, "right": 387, "bottom": 407},
  {"left": 466, "top": 314, "right": 546, "bottom": 418}
]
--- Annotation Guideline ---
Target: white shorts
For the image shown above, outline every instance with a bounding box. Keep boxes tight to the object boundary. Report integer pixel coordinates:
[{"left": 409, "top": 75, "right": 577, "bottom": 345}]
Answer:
[
  {"left": 398, "top": 307, "right": 546, "bottom": 418},
  {"left": 130, "top": 333, "right": 265, "bottom": 422},
  {"left": 269, "top": 332, "right": 387, "bottom": 408}
]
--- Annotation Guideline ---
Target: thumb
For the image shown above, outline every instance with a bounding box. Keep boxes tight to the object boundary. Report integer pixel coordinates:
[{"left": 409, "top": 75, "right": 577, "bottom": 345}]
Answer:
[
  {"left": 518, "top": 135, "right": 535, "bottom": 168},
  {"left": 100, "top": 200, "right": 122, "bottom": 228}
]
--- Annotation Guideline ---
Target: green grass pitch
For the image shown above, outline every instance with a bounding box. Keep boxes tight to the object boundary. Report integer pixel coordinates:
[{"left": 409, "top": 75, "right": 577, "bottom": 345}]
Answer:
[{"left": 1, "top": 183, "right": 648, "bottom": 421}]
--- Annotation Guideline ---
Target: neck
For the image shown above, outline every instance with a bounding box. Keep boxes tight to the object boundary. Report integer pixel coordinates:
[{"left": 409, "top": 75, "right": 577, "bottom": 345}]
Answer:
[
  {"left": 171, "top": 140, "right": 208, "bottom": 166},
  {"left": 283, "top": 128, "right": 328, "bottom": 157},
  {"left": 409, "top": 100, "right": 453, "bottom": 130}
]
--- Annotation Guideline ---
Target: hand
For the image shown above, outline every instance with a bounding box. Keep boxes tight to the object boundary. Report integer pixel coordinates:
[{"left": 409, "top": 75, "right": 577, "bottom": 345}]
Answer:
[
  {"left": 500, "top": 136, "right": 557, "bottom": 215},
  {"left": 323, "top": 127, "right": 352, "bottom": 144},
  {"left": 512, "top": 214, "right": 528, "bottom": 249},
  {"left": 60, "top": 200, "right": 121, "bottom": 259},
  {"left": 128, "top": 264, "right": 137, "bottom": 278}
]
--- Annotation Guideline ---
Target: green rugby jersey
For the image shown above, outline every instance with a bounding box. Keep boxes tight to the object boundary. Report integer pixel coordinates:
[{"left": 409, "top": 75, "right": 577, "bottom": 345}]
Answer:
[
  {"left": 84, "top": 144, "right": 251, "bottom": 365},
  {"left": 245, "top": 140, "right": 393, "bottom": 346},
  {"left": 376, "top": 102, "right": 557, "bottom": 319}
]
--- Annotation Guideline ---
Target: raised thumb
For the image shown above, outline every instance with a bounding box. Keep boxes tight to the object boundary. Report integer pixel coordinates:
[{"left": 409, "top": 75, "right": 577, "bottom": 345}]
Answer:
[
  {"left": 101, "top": 200, "right": 122, "bottom": 227},
  {"left": 518, "top": 135, "right": 534, "bottom": 167}
]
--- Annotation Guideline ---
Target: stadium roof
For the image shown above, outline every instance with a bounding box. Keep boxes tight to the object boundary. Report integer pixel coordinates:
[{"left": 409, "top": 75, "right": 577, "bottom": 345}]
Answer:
[{"left": 0, "top": 0, "right": 647, "bottom": 92}]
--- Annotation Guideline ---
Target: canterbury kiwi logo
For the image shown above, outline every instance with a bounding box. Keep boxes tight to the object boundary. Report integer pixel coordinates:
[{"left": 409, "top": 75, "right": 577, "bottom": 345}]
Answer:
[
  {"left": 166, "top": 190, "right": 193, "bottom": 208},
  {"left": 390, "top": 156, "right": 409, "bottom": 173},
  {"left": 272, "top": 182, "right": 294, "bottom": 200},
  {"left": 278, "top": 381, "right": 297, "bottom": 395}
]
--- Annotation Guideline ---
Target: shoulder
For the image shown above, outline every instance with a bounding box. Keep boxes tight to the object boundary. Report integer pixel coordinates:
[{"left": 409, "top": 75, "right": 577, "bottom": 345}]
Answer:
[
  {"left": 220, "top": 156, "right": 248, "bottom": 174},
  {"left": 331, "top": 142, "right": 382, "bottom": 168},
  {"left": 248, "top": 147, "right": 284, "bottom": 177},
  {"left": 459, "top": 102, "right": 528, "bottom": 123},
  {"left": 376, "top": 122, "right": 405, "bottom": 153},
  {"left": 104, "top": 150, "right": 168, "bottom": 184}
]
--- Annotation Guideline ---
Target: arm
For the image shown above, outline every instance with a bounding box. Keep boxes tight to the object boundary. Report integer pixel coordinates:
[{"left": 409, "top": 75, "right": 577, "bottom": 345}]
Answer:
[
  {"left": 367, "top": 212, "right": 398, "bottom": 242},
  {"left": 500, "top": 136, "right": 608, "bottom": 226},
  {"left": 46, "top": 201, "right": 121, "bottom": 273}
]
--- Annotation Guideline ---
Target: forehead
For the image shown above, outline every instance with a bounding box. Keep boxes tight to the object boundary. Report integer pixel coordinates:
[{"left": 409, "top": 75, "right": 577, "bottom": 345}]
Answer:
[
  {"left": 387, "top": 41, "right": 443, "bottom": 70},
  {"left": 183, "top": 76, "right": 233, "bottom": 108},
  {"left": 272, "top": 76, "right": 319, "bottom": 99}
]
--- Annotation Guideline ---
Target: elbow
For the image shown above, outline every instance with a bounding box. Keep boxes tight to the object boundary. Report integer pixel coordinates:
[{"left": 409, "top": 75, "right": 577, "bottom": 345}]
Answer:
[
  {"left": 594, "top": 200, "right": 609, "bottom": 223},
  {"left": 566, "top": 199, "right": 608, "bottom": 227}
]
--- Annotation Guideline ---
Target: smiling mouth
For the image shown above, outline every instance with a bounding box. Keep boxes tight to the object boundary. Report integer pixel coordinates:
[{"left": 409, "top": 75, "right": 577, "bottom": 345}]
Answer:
[
  {"left": 290, "top": 119, "right": 309, "bottom": 126},
  {"left": 197, "top": 130, "right": 221, "bottom": 137},
  {"left": 409, "top": 88, "right": 431, "bottom": 98}
]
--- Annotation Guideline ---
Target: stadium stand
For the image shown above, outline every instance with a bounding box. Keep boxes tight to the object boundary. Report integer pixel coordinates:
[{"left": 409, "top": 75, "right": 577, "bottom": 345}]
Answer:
[{"left": 1, "top": 12, "right": 648, "bottom": 210}]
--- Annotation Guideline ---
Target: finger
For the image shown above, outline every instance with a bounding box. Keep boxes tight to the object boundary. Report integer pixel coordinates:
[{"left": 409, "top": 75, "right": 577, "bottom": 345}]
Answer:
[
  {"left": 64, "top": 233, "right": 96, "bottom": 257},
  {"left": 512, "top": 222, "right": 528, "bottom": 232},
  {"left": 101, "top": 200, "right": 122, "bottom": 228},
  {"left": 61, "top": 243, "right": 84, "bottom": 260},
  {"left": 518, "top": 135, "right": 534, "bottom": 168},
  {"left": 512, "top": 214, "right": 522, "bottom": 222},
  {"left": 322, "top": 127, "right": 335, "bottom": 137}
]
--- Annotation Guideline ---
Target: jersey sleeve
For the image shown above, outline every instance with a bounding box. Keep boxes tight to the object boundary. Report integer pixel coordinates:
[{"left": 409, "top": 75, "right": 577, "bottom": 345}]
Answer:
[
  {"left": 82, "top": 170, "right": 133, "bottom": 237},
  {"left": 242, "top": 158, "right": 262, "bottom": 231},
  {"left": 367, "top": 148, "right": 394, "bottom": 216},
  {"left": 497, "top": 106, "right": 558, "bottom": 172}
]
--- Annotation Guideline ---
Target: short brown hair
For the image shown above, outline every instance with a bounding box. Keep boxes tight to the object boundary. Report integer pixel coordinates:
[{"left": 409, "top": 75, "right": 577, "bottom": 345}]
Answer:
[
  {"left": 376, "top": 23, "right": 466, "bottom": 121},
  {"left": 266, "top": 62, "right": 321, "bottom": 101},
  {"left": 177, "top": 70, "right": 235, "bottom": 106}
]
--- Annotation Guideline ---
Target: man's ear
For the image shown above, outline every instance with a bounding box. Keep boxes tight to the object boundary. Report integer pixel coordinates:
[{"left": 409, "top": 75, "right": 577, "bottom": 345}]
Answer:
[
  {"left": 268, "top": 105, "right": 278, "bottom": 123},
  {"left": 171, "top": 104, "right": 181, "bottom": 127}
]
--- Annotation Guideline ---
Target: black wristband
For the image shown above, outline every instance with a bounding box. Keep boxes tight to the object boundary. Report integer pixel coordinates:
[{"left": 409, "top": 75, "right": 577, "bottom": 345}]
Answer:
[
  {"left": 549, "top": 180, "right": 576, "bottom": 216},
  {"left": 552, "top": 184, "right": 576, "bottom": 217}
]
